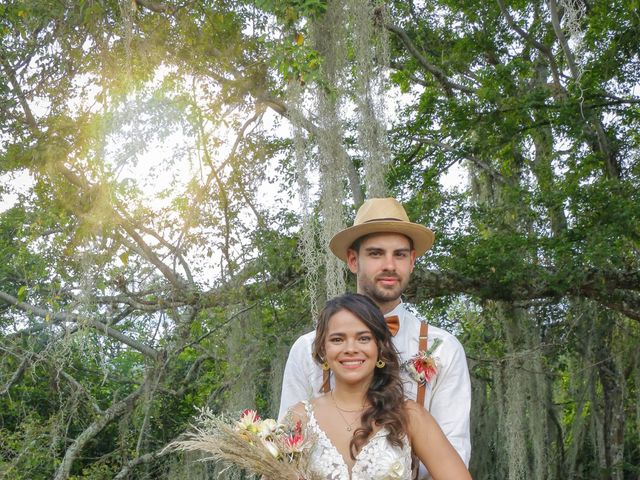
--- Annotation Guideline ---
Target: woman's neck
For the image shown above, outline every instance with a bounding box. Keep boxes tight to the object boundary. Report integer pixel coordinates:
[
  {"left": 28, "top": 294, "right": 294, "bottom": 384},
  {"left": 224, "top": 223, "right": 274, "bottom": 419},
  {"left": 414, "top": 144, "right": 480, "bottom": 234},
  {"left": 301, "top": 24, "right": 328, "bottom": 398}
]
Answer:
[{"left": 331, "top": 381, "right": 369, "bottom": 411}]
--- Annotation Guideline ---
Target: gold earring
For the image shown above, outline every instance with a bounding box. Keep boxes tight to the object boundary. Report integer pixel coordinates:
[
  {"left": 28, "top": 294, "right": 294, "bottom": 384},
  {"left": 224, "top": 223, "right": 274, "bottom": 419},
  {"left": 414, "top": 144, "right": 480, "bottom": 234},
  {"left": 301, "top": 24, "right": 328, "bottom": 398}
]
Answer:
[
  {"left": 376, "top": 359, "right": 385, "bottom": 368},
  {"left": 321, "top": 361, "right": 330, "bottom": 371}
]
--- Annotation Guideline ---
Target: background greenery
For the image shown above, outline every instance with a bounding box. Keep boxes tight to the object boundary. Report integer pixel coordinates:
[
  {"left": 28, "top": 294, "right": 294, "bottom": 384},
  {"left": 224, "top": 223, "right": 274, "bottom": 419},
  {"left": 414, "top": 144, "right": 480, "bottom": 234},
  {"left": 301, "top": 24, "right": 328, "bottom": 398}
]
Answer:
[{"left": 1, "top": 1, "right": 638, "bottom": 479}]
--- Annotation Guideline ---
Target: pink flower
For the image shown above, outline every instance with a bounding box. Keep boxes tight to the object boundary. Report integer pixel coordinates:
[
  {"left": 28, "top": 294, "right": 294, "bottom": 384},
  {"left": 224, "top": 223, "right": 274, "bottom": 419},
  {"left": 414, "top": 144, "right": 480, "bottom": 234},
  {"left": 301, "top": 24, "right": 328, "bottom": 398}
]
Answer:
[
  {"left": 241, "top": 409, "right": 260, "bottom": 422},
  {"left": 413, "top": 356, "right": 437, "bottom": 383},
  {"left": 283, "top": 433, "right": 305, "bottom": 453},
  {"left": 403, "top": 338, "right": 442, "bottom": 385},
  {"left": 293, "top": 420, "right": 302, "bottom": 436}
]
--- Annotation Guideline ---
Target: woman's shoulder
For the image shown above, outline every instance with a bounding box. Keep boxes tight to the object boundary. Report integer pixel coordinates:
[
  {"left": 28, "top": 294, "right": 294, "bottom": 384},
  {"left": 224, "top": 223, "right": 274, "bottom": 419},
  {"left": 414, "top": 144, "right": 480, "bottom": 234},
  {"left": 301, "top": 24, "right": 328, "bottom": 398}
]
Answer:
[
  {"left": 288, "top": 400, "right": 309, "bottom": 419},
  {"left": 286, "top": 395, "right": 330, "bottom": 422},
  {"left": 403, "top": 399, "right": 436, "bottom": 425}
]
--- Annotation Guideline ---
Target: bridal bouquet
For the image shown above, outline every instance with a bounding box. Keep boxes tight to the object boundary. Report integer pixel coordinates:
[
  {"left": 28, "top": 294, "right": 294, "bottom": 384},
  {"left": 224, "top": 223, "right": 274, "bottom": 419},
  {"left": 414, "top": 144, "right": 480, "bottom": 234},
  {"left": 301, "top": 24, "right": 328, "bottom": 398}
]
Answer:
[{"left": 168, "top": 407, "right": 321, "bottom": 480}]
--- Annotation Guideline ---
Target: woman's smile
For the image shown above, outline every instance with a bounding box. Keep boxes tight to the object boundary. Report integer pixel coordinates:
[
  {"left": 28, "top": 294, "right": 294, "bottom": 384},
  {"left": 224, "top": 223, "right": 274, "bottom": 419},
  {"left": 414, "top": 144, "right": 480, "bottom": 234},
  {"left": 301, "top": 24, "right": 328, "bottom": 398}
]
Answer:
[{"left": 338, "top": 359, "right": 366, "bottom": 368}]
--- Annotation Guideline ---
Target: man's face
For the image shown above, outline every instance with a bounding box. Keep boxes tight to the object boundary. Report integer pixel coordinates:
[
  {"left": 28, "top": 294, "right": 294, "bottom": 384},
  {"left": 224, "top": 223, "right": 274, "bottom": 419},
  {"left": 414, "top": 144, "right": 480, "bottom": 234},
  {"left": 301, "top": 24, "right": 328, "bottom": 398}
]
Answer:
[{"left": 346, "top": 233, "right": 416, "bottom": 312}]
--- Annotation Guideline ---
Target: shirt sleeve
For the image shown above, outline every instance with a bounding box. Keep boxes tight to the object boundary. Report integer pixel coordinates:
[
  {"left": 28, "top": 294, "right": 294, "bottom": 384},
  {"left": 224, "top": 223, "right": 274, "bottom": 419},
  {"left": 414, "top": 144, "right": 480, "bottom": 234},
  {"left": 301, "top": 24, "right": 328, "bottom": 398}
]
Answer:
[
  {"left": 278, "top": 332, "right": 317, "bottom": 421},
  {"left": 428, "top": 334, "right": 472, "bottom": 466}
]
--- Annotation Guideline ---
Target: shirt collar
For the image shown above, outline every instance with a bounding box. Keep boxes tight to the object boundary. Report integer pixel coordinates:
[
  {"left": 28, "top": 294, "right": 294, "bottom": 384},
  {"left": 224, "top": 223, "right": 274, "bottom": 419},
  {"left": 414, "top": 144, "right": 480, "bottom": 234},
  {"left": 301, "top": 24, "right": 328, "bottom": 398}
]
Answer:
[{"left": 385, "top": 300, "right": 405, "bottom": 318}]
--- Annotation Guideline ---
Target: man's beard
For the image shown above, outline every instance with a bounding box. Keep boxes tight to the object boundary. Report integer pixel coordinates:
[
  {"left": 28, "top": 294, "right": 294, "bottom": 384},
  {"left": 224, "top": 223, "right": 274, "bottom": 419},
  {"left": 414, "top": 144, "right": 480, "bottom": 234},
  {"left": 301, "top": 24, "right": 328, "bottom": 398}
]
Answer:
[{"left": 359, "top": 275, "right": 406, "bottom": 304}]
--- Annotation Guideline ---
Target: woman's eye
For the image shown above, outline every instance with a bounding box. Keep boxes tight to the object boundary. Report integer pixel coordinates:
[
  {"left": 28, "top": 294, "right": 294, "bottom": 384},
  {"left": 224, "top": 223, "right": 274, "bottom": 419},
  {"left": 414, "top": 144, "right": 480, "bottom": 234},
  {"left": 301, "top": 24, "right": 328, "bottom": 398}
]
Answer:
[{"left": 358, "top": 336, "right": 371, "bottom": 343}]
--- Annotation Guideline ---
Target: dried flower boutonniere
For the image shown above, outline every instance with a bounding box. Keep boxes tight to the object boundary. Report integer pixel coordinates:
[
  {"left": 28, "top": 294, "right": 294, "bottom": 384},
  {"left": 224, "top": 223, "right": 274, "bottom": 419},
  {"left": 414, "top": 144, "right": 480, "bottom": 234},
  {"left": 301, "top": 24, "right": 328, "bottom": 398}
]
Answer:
[{"left": 403, "top": 338, "right": 443, "bottom": 385}]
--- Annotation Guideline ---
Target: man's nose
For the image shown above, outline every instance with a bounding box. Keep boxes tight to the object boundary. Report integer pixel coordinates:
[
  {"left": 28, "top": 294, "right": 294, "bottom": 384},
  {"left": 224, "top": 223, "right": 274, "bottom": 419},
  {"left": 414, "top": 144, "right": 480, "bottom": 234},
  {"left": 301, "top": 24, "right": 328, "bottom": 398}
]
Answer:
[{"left": 382, "top": 253, "right": 396, "bottom": 271}]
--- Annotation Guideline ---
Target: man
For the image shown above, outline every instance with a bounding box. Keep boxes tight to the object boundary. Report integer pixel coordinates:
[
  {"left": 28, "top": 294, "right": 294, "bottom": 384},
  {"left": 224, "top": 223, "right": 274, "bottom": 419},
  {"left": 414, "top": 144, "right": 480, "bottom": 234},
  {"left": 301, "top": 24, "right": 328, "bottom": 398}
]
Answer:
[{"left": 279, "top": 197, "right": 471, "bottom": 469}]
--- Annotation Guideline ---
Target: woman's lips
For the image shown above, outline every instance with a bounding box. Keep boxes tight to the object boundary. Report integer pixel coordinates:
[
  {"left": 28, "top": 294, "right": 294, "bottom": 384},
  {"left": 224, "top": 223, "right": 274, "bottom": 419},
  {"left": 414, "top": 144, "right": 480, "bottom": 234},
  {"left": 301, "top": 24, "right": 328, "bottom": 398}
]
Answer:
[{"left": 339, "top": 360, "right": 365, "bottom": 369}]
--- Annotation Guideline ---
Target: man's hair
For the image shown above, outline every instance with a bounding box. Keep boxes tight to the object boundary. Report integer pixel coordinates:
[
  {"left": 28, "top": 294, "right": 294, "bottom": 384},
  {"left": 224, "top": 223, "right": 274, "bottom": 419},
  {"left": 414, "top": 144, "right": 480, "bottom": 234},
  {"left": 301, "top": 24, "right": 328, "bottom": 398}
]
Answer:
[
  {"left": 312, "top": 293, "right": 407, "bottom": 459},
  {"left": 348, "top": 232, "right": 415, "bottom": 254}
]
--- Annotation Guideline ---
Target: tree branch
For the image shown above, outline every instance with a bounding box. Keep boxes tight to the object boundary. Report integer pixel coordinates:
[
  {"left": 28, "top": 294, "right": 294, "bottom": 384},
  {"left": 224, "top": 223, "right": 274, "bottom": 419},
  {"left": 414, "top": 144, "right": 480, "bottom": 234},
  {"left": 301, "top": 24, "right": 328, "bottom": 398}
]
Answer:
[
  {"left": 410, "top": 136, "right": 507, "bottom": 185},
  {"left": 94, "top": 294, "right": 185, "bottom": 311},
  {"left": 53, "top": 385, "right": 146, "bottom": 480},
  {"left": 407, "top": 267, "right": 640, "bottom": 322},
  {"left": 547, "top": 0, "right": 580, "bottom": 81},
  {"left": 385, "top": 22, "right": 476, "bottom": 96},
  {"left": 0, "top": 291, "right": 161, "bottom": 360},
  {"left": 134, "top": 0, "right": 177, "bottom": 14},
  {"left": 0, "top": 56, "right": 38, "bottom": 132},
  {"left": 113, "top": 448, "right": 170, "bottom": 480},
  {"left": 496, "top": 0, "right": 563, "bottom": 91},
  {"left": 118, "top": 219, "right": 190, "bottom": 291},
  {"left": 58, "top": 370, "right": 104, "bottom": 415},
  {"left": 118, "top": 209, "right": 195, "bottom": 284},
  {"left": 0, "top": 352, "right": 33, "bottom": 396}
]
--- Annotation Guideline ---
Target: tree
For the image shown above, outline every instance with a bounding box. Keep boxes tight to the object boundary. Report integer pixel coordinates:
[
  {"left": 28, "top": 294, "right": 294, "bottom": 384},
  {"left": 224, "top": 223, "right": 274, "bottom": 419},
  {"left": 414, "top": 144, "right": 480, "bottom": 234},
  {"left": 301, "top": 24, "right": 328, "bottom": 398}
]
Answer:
[{"left": 0, "top": 0, "right": 638, "bottom": 478}]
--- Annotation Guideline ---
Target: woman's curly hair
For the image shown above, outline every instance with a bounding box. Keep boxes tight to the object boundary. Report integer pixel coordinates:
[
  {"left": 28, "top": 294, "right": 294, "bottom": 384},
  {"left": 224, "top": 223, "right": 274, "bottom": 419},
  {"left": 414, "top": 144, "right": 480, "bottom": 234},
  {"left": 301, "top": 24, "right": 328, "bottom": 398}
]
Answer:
[{"left": 312, "top": 293, "right": 407, "bottom": 459}]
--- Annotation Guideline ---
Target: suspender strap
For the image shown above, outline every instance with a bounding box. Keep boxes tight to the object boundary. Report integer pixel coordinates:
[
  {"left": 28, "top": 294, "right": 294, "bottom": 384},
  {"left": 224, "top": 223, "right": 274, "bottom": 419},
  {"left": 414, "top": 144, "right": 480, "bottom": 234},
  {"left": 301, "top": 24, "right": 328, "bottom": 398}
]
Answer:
[{"left": 416, "top": 322, "right": 428, "bottom": 406}]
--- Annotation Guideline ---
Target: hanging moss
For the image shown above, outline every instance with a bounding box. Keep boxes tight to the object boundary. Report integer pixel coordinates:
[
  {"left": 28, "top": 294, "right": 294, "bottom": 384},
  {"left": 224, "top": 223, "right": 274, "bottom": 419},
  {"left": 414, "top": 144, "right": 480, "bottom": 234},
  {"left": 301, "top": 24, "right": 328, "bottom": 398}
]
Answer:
[{"left": 286, "top": 0, "right": 393, "bottom": 308}]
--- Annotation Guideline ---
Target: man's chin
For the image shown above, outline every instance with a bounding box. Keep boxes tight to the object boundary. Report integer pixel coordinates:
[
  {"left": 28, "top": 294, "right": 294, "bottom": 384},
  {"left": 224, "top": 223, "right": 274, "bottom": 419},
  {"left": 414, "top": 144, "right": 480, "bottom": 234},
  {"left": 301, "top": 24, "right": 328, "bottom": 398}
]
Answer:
[{"left": 371, "top": 289, "right": 401, "bottom": 304}]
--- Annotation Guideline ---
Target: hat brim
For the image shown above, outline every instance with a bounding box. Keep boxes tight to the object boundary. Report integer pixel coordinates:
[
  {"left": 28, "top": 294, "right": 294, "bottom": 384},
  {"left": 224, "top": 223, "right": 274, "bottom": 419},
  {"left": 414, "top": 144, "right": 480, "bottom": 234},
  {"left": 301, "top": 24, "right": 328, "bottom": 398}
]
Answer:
[{"left": 329, "top": 221, "right": 435, "bottom": 262}]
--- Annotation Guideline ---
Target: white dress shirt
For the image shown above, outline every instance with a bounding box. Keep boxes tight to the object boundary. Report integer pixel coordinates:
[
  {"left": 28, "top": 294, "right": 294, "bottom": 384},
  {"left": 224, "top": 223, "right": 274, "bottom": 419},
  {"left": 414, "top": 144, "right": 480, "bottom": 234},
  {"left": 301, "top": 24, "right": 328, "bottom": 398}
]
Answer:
[{"left": 278, "top": 302, "right": 471, "bottom": 469}]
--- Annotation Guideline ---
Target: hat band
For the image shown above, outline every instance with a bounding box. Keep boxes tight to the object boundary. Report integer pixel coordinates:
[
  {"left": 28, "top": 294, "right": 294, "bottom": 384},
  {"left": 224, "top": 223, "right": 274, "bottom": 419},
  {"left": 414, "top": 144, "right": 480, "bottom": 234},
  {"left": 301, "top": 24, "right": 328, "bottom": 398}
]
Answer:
[{"left": 363, "top": 217, "right": 404, "bottom": 223}]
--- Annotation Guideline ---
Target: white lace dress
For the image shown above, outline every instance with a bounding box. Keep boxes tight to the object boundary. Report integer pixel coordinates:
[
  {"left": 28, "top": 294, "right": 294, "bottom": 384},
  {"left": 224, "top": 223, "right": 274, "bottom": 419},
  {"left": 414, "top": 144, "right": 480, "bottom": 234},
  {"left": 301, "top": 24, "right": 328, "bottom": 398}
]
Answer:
[{"left": 303, "top": 401, "right": 412, "bottom": 480}]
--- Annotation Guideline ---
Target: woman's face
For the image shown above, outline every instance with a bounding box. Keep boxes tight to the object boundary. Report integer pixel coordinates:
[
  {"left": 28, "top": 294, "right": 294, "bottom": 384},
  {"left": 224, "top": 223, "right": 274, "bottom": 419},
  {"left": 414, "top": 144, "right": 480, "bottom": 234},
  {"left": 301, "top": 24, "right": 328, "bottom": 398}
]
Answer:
[{"left": 324, "top": 308, "right": 379, "bottom": 386}]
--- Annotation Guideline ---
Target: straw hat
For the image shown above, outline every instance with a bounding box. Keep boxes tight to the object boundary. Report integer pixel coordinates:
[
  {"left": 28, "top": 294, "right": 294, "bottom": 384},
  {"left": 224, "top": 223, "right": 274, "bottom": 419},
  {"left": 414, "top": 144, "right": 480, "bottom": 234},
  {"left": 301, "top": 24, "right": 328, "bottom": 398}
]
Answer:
[{"left": 329, "top": 198, "right": 435, "bottom": 262}]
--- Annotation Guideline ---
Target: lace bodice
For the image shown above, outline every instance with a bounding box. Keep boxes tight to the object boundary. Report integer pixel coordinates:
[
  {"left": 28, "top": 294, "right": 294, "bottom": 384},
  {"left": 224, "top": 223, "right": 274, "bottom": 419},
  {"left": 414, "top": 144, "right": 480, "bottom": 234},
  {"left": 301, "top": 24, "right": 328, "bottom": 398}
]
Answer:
[{"left": 303, "top": 401, "right": 412, "bottom": 480}]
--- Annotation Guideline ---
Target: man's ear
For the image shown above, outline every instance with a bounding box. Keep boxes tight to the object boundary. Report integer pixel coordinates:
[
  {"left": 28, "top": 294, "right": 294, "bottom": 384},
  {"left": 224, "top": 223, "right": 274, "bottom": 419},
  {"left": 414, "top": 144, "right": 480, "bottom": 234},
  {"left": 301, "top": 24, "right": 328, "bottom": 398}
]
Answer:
[
  {"left": 410, "top": 249, "right": 416, "bottom": 272},
  {"left": 346, "top": 248, "right": 358, "bottom": 274}
]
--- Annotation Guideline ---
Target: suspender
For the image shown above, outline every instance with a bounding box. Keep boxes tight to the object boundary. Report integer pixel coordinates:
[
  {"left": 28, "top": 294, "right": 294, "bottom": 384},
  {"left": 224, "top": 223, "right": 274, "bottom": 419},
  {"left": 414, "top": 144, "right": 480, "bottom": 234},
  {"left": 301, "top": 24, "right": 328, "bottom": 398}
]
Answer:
[
  {"left": 321, "top": 321, "right": 430, "bottom": 406},
  {"left": 416, "top": 321, "right": 428, "bottom": 406}
]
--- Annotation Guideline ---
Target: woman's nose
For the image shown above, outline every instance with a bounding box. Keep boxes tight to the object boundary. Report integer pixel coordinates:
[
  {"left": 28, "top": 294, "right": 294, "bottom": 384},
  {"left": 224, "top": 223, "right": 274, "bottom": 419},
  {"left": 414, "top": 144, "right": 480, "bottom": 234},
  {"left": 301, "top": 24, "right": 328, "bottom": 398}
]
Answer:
[{"left": 343, "top": 338, "right": 357, "bottom": 352}]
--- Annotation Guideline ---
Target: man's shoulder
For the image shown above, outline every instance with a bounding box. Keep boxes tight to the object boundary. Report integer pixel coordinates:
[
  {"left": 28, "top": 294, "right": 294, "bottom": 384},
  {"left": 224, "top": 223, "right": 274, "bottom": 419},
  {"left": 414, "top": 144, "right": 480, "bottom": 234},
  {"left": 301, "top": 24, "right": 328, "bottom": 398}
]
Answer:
[
  {"left": 289, "top": 329, "right": 317, "bottom": 352},
  {"left": 428, "top": 323, "right": 462, "bottom": 342},
  {"left": 402, "top": 306, "right": 465, "bottom": 350}
]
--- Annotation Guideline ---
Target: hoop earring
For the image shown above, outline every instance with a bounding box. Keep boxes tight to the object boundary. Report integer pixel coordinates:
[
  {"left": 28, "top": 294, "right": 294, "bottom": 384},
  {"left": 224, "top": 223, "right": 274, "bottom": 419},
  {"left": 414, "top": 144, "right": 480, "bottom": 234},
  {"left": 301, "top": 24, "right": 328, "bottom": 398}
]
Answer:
[
  {"left": 321, "top": 361, "right": 330, "bottom": 371},
  {"left": 376, "top": 359, "right": 385, "bottom": 369}
]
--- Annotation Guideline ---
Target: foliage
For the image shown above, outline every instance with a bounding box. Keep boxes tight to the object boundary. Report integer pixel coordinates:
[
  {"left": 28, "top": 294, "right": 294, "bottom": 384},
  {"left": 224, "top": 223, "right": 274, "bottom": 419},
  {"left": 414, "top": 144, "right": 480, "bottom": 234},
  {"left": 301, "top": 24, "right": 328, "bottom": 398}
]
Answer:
[{"left": 0, "top": 0, "right": 638, "bottom": 479}]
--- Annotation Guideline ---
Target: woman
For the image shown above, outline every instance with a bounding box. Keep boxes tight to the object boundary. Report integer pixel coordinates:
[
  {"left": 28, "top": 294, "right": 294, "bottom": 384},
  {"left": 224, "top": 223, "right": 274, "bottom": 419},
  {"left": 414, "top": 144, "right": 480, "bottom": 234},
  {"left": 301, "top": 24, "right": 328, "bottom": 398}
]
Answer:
[{"left": 288, "top": 294, "right": 471, "bottom": 480}]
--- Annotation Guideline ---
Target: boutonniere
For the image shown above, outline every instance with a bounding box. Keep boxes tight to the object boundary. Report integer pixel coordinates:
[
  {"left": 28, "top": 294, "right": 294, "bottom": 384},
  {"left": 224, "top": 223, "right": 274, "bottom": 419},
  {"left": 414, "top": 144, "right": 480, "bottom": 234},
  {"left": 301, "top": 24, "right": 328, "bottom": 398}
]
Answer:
[{"left": 403, "top": 338, "right": 442, "bottom": 385}]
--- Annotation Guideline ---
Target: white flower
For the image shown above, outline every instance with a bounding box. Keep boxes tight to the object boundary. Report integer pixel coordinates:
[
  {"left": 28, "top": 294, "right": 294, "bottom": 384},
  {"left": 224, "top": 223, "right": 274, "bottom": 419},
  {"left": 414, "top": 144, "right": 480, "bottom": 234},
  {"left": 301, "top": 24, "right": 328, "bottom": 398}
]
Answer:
[
  {"left": 386, "top": 459, "right": 405, "bottom": 479},
  {"left": 258, "top": 418, "right": 279, "bottom": 438},
  {"left": 372, "top": 449, "right": 407, "bottom": 480},
  {"left": 261, "top": 438, "right": 280, "bottom": 458},
  {"left": 237, "top": 409, "right": 261, "bottom": 433}
]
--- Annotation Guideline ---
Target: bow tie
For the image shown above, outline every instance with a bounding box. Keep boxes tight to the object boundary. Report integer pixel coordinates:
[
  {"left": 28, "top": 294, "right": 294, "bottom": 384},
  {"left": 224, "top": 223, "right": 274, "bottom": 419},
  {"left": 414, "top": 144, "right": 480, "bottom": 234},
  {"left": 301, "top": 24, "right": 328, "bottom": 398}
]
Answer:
[{"left": 385, "top": 315, "right": 400, "bottom": 336}]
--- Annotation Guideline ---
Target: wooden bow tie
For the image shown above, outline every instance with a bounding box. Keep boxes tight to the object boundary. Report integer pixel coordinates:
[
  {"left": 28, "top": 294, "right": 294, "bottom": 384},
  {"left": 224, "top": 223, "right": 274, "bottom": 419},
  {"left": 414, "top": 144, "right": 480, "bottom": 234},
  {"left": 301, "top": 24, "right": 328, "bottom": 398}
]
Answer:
[{"left": 385, "top": 315, "right": 400, "bottom": 336}]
